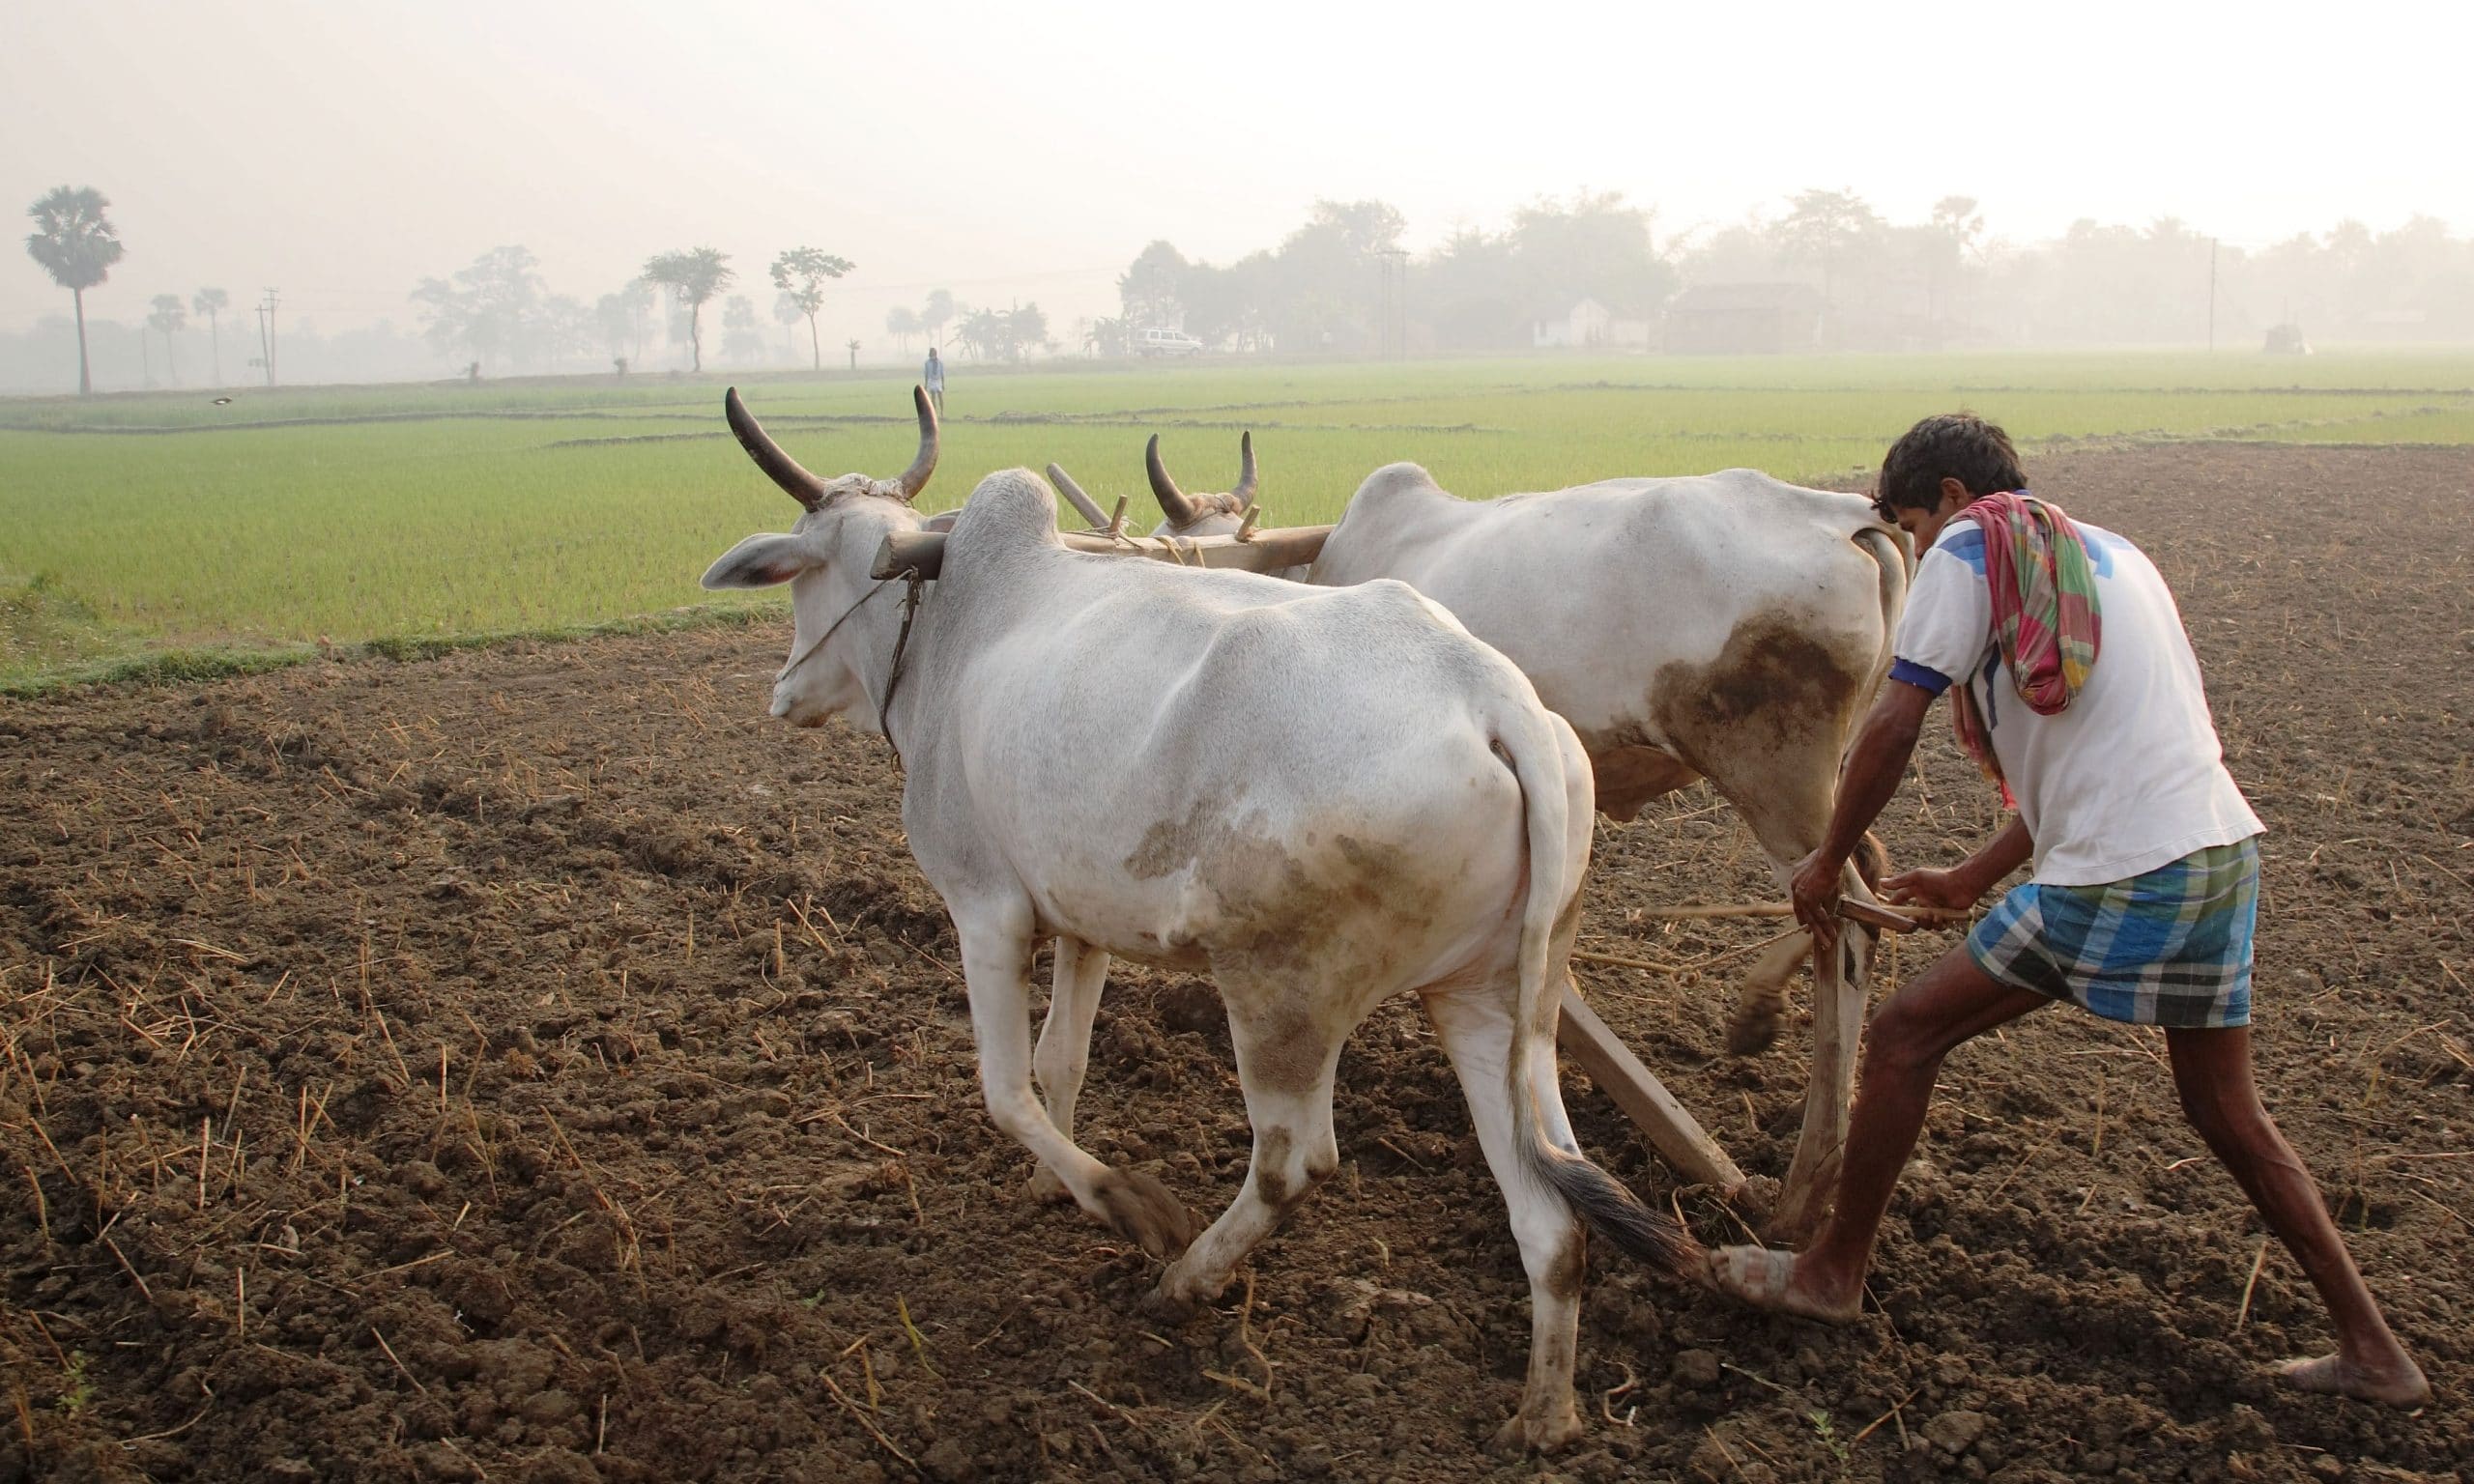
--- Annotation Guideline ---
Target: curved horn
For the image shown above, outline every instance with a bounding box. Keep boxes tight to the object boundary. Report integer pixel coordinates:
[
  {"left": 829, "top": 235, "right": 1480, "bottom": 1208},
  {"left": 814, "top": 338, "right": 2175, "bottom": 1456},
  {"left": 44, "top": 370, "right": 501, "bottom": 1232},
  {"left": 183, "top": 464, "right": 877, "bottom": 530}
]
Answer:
[
  {"left": 1230, "top": 430, "right": 1258, "bottom": 512},
  {"left": 1145, "top": 434, "right": 1200, "bottom": 527},
  {"left": 724, "top": 386, "right": 828, "bottom": 512},
  {"left": 1046, "top": 462, "right": 1109, "bottom": 528},
  {"left": 894, "top": 384, "right": 938, "bottom": 500}
]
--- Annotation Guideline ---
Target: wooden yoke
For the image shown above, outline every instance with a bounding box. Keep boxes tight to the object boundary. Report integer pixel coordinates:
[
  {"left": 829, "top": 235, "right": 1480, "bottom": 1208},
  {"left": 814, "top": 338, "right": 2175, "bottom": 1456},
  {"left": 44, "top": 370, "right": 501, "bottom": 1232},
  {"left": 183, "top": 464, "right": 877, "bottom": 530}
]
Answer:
[{"left": 874, "top": 524, "right": 1333, "bottom": 582}]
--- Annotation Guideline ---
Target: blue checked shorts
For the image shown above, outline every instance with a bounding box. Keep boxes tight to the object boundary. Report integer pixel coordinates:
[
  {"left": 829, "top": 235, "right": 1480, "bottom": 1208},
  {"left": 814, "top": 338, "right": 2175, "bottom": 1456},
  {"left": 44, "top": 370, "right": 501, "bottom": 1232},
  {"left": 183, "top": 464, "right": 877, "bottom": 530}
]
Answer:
[{"left": 1967, "top": 837, "right": 2260, "bottom": 1029}]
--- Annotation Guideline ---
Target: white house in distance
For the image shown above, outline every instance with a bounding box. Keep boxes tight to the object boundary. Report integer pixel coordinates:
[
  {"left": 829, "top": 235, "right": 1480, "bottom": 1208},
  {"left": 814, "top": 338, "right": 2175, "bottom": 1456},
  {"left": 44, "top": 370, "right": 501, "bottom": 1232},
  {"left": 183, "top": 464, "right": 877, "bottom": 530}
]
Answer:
[{"left": 1532, "top": 297, "right": 1654, "bottom": 350}]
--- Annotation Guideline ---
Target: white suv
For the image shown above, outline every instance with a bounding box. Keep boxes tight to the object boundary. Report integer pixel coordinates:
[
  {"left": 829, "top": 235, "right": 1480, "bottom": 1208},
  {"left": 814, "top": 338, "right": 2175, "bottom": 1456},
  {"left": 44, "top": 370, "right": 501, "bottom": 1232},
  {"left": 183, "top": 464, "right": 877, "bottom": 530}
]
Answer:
[{"left": 1136, "top": 327, "right": 1204, "bottom": 357}]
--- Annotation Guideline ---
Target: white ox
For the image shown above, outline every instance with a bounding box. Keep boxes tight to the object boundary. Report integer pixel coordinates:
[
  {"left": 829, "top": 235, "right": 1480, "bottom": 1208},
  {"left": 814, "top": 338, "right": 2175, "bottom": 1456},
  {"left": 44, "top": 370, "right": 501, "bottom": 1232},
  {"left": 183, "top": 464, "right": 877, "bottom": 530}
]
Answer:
[
  {"left": 1114, "top": 437, "right": 1910, "bottom": 1235},
  {"left": 700, "top": 390, "right": 1700, "bottom": 1449}
]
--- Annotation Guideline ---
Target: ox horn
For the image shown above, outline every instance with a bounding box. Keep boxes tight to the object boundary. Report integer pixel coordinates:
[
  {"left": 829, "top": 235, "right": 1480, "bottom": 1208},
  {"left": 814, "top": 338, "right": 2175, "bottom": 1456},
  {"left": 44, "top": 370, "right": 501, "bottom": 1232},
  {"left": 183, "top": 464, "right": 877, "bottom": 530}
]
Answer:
[
  {"left": 1230, "top": 430, "right": 1258, "bottom": 513},
  {"left": 1046, "top": 462, "right": 1110, "bottom": 528},
  {"left": 725, "top": 386, "right": 830, "bottom": 512},
  {"left": 1145, "top": 434, "right": 1200, "bottom": 528},
  {"left": 893, "top": 384, "right": 938, "bottom": 501}
]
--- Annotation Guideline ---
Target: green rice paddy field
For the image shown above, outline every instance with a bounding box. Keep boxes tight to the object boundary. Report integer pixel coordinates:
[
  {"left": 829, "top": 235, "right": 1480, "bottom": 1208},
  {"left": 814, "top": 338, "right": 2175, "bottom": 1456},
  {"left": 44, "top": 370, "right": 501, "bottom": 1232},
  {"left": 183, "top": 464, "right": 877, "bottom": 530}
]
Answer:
[{"left": 4, "top": 351, "right": 2470, "bottom": 689}]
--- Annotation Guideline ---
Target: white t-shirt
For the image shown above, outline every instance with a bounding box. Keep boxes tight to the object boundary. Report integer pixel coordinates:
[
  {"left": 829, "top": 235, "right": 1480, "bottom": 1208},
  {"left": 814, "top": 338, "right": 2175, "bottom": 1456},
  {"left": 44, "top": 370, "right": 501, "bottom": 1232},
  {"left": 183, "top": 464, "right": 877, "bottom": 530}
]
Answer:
[
  {"left": 1890, "top": 514, "right": 2262, "bottom": 886},
  {"left": 923, "top": 356, "right": 945, "bottom": 389}
]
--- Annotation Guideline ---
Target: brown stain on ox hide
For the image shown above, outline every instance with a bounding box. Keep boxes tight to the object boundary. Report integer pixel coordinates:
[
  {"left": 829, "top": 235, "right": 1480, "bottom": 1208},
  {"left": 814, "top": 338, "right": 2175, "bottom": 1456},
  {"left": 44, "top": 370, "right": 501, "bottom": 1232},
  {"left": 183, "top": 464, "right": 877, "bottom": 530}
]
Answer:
[
  {"left": 1251, "top": 1125, "right": 1297, "bottom": 1211},
  {"left": 1543, "top": 1228, "right": 1587, "bottom": 1305},
  {"left": 1648, "top": 614, "right": 1863, "bottom": 780},
  {"left": 1124, "top": 800, "right": 1445, "bottom": 1096}
]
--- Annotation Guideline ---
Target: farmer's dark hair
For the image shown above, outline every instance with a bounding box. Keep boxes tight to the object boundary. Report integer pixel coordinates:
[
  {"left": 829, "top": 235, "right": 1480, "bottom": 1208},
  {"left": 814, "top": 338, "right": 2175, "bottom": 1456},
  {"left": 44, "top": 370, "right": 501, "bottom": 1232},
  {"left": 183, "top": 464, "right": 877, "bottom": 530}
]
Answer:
[{"left": 1875, "top": 413, "right": 2027, "bottom": 517}]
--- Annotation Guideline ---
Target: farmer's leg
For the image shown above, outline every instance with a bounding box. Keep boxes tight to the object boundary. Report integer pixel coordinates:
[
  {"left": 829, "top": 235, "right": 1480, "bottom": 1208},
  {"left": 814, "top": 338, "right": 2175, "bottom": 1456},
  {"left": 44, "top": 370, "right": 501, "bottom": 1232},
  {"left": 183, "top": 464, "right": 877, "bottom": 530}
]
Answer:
[
  {"left": 1716, "top": 945, "right": 2047, "bottom": 1318},
  {"left": 2165, "top": 1027, "right": 2430, "bottom": 1406}
]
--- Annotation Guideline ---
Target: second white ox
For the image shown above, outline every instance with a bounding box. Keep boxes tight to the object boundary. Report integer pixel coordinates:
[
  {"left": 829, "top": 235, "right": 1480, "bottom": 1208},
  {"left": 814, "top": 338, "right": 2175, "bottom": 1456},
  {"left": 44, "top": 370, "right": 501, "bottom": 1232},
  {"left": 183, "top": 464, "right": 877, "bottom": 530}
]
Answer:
[
  {"left": 1123, "top": 438, "right": 1910, "bottom": 1235},
  {"left": 701, "top": 390, "right": 1699, "bottom": 1450}
]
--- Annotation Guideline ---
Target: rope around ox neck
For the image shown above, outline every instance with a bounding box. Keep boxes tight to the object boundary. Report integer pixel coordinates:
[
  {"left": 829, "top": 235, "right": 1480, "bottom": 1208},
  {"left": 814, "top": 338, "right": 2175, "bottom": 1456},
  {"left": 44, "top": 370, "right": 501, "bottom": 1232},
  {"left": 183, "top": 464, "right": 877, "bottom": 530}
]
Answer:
[{"left": 773, "top": 569, "right": 927, "bottom": 770}]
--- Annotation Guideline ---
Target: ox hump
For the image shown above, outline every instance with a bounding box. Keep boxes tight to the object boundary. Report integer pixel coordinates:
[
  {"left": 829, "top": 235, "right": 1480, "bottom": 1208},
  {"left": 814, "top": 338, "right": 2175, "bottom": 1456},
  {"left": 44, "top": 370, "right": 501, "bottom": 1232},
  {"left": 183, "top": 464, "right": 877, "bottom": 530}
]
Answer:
[
  {"left": 1351, "top": 461, "right": 1449, "bottom": 506},
  {"left": 943, "top": 469, "right": 1063, "bottom": 559}
]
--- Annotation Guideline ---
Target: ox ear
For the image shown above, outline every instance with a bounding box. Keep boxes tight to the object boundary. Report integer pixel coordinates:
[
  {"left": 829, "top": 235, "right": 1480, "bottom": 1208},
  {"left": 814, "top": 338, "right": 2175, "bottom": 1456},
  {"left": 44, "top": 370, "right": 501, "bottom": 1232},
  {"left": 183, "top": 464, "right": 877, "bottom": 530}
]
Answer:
[{"left": 700, "top": 532, "right": 814, "bottom": 590}]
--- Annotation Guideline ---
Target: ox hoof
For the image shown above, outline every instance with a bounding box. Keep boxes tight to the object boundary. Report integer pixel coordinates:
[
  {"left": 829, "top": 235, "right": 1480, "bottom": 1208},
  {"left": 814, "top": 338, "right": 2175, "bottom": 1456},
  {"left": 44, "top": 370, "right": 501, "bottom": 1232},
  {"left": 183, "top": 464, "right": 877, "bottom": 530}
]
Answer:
[
  {"left": 1724, "top": 999, "right": 1783, "bottom": 1057},
  {"left": 1489, "top": 1403, "right": 1584, "bottom": 1454},
  {"left": 1092, "top": 1166, "right": 1200, "bottom": 1259},
  {"left": 1137, "top": 1283, "right": 1206, "bottom": 1327},
  {"left": 1024, "top": 1165, "right": 1072, "bottom": 1206}
]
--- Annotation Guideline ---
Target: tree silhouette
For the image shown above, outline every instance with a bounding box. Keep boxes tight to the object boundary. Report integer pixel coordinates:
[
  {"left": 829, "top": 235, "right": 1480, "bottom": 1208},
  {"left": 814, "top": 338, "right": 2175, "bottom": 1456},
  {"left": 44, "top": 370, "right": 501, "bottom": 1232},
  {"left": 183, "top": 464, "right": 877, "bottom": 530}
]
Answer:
[
  {"left": 1083, "top": 315, "right": 1130, "bottom": 357},
  {"left": 771, "top": 292, "right": 804, "bottom": 359},
  {"left": 767, "top": 246, "right": 853, "bottom": 370},
  {"left": 413, "top": 245, "right": 553, "bottom": 372},
  {"left": 721, "top": 295, "right": 765, "bottom": 366},
  {"left": 1118, "top": 241, "right": 1188, "bottom": 327},
  {"left": 884, "top": 304, "right": 920, "bottom": 355},
  {"left": 1777, "top": 188, "right": 1884, "bottom": 308},
  {"left": 192, "top": 287, "right": 229, "bottom": 385},
  {"left": 641, "top": 247, "right": 734, "bottom": 371},
  {"left": 920, "top": 288, "right": 955, "bottom": 352},
  {"left": 24, "top": 186, "right": 126, "bottom": 395},
  {"left": 148, "top": 293, "right": 187, "bottom": 384}
]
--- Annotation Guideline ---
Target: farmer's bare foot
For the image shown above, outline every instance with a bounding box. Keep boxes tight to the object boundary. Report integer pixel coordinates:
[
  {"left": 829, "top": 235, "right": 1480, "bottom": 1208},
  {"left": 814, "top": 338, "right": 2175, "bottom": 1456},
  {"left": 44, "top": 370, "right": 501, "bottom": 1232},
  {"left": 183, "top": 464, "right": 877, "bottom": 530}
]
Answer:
[
  {"left": 1710, "top": 1245, "right": 1860, "bottom": 1323},
  {"left": 2274, "top": 1353, "right": 2430, "bottom": 1407}
]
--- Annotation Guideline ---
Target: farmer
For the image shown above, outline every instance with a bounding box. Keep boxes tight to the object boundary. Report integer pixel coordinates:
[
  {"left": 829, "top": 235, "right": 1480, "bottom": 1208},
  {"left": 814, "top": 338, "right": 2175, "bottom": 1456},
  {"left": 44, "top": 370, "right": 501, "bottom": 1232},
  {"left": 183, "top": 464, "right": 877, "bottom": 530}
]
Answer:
[
  {"left": 923, "top": 346, "right": 945, "bottom": 417},
  {"left": 1712, "top": 413, "right": 2430, "bottom": 1407}
]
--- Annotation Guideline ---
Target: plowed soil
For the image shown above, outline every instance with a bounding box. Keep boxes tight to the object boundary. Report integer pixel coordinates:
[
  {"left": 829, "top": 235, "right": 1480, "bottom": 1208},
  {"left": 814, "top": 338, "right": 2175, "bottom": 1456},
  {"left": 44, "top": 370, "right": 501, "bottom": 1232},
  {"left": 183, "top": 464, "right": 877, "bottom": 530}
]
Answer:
[{"left": 4, "top": 442, "right": 2470, "bottom": 1484}]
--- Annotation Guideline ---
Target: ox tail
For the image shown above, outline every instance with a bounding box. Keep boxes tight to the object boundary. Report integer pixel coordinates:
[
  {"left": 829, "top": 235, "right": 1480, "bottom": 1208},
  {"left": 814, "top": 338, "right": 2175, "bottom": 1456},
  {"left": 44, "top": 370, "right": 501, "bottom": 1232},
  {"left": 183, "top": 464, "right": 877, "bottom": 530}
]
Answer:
[{"left": 1497, "top": 707, "right": 1702, "bottom": 1279}]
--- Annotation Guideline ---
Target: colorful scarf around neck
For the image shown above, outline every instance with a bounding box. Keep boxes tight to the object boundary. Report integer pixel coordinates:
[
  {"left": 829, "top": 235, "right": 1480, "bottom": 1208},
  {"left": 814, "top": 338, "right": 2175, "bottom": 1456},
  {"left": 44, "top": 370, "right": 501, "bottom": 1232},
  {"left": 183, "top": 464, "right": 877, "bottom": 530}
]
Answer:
[{"left": 1951, "top": 491, "right": 2103, "bottom": 803}]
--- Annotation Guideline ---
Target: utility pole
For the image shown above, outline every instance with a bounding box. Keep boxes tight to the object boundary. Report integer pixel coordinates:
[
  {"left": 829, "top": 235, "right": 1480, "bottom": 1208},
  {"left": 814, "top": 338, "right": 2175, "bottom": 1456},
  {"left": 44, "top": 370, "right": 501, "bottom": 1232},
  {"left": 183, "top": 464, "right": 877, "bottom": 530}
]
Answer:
[
  {"left": 260, "top": 288, "right": 281, "bottom": 385},
  {"left": 2206, "top": 241, "right": 2218, "bottom": 354}
]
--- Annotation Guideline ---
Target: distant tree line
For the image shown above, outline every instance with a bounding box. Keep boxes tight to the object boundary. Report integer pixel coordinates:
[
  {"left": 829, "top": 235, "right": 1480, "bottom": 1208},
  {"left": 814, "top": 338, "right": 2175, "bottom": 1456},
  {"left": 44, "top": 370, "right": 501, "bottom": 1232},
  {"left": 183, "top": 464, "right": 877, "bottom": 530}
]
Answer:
[
  {"left": 1110, "top": 191, "right": 2474, "bottom": 354},
  {"left": 403, "top": 243, "right": 1050, "bottom": 377},
  {"left": 16, "top": 178, "right": 2474, "bottom": 394}
]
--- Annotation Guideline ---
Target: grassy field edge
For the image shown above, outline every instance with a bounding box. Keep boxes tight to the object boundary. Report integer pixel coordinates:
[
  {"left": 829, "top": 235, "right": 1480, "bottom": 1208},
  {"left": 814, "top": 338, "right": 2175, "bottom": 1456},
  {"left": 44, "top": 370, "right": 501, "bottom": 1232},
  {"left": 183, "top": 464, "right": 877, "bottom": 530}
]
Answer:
[{"left": 1, "top": 600, "right": 780, "bottom": 700}]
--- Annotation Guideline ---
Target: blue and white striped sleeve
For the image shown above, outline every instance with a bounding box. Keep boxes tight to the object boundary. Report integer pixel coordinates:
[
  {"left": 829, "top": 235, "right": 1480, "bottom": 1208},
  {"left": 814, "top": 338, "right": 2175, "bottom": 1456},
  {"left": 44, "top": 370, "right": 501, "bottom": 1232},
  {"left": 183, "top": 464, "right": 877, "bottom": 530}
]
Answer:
[{"left": 1890, "top": 537, "right": 1992, "bottom": 698}]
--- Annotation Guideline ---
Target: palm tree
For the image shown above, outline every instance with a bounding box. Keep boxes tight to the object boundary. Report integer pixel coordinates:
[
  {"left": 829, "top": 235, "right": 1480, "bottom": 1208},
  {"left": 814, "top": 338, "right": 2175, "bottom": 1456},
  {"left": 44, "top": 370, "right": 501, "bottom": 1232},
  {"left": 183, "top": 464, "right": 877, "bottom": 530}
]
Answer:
[
  {"left": 24, "top": 186, "right": 126, "bottom": 395},
  {"left": 641, "top": 247, "right": 734, "bottom": 371},
  {"left": 148, "top": 294, "right": 187, "bottom": 384},
  {"left": 192, "top": 287, "right": 229, "bottom": 385},
  {"left": 768, "top": 245, "right": 854, "bottom": 370}
]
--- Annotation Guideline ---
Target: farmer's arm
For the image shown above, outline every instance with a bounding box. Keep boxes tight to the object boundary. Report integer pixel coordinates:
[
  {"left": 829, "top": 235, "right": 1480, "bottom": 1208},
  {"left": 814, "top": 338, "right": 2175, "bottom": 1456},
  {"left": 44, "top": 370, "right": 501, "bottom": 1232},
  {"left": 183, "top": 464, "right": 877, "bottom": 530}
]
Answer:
[
  {"left": 1884, "top": 815, "right": 2033, "bottom": 911},
  {"left": 1791, "top": 679, "right": 1936, "bottom": 942}
]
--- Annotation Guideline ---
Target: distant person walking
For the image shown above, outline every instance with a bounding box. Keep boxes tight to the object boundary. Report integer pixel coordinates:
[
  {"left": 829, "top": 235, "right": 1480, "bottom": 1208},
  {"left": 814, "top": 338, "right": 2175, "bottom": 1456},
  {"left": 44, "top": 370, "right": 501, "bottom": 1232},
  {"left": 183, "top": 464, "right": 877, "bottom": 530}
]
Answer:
[{"left": 923, "top": 347, "right": 945, "bottom": 417}]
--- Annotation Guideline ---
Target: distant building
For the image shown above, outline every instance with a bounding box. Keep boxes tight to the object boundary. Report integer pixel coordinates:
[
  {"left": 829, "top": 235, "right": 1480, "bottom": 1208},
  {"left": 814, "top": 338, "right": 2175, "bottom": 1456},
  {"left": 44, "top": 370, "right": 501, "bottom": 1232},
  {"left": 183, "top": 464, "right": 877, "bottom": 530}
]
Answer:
[
  {"left": 1532, "top": 298, "right": 1654, "bottom": 350},
  {"left": 1663, "top": 283, "right": 1824, "bottom": 355}
]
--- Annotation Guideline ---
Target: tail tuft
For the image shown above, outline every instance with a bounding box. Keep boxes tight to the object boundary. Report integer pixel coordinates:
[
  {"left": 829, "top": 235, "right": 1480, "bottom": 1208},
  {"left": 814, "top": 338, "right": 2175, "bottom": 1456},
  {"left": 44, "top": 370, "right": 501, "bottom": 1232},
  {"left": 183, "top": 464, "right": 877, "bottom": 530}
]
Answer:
[{"left": 1533, "top": 1149, "right": 1703, "bottom": 1277}]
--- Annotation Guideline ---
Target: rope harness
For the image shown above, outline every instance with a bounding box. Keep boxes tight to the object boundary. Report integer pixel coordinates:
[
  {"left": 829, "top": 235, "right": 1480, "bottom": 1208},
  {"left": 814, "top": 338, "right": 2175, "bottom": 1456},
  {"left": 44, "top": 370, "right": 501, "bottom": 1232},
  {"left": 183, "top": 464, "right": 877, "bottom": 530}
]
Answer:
[{"left": 775, "top": 568, "right": 928, "bottom": 771}]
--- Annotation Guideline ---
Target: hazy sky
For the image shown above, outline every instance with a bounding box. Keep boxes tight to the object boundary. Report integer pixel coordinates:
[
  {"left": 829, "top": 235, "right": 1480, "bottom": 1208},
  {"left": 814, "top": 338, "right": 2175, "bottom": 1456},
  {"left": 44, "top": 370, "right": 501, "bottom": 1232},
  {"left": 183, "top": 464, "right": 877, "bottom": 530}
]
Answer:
[{"left": 8, "top": 0, "right": 2469, "bottom": 345}]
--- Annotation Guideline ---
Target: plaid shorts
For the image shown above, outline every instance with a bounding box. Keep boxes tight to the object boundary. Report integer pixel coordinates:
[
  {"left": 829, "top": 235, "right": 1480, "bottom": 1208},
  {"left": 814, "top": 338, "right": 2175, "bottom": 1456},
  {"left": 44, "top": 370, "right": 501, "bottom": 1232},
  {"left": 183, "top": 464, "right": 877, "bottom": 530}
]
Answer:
[{"left": 1967, "top": 838, "right": 2259, "bottom": 1028}]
